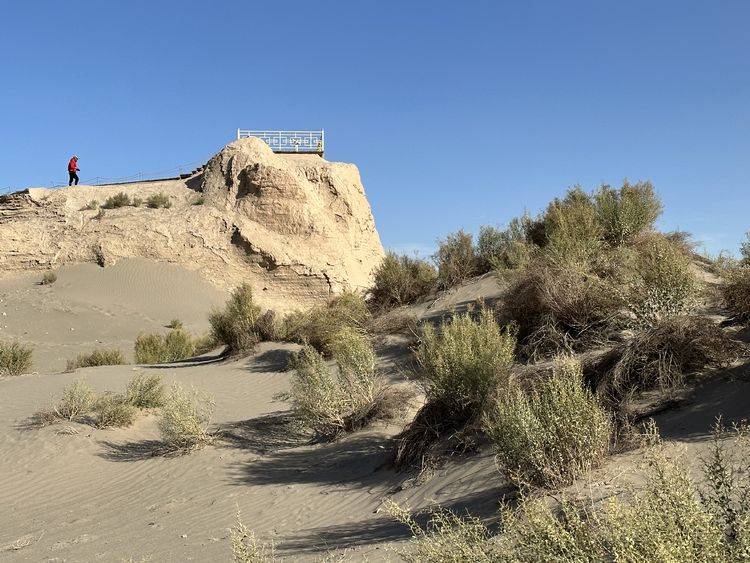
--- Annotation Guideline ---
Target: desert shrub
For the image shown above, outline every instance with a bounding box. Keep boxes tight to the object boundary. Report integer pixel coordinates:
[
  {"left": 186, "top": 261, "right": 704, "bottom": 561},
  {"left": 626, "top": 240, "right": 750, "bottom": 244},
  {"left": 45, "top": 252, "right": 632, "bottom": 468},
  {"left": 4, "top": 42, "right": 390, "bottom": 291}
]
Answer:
[
  {"left": 193, "top": 333, "right": 217, "bottom": 355},
  {"left": 167, "top": 318, "right": 183, "bottom": 329},
  {"left": 284, "top": 291, "right": 370, "bottom": 356},
  {"left": 476, "top": 220, "right": 533, "bottom": 273},
  {"left": 256, "top": 310, "right": 284, "bottom": 342},
  {"left": 484, "top": 356, "right": 612, "bottom": 488},
  {"left": 125, "top": 373, "right": 165, "bottom": 408},
  {"left": 229, "top": 512, "right": 276, "bottom": 562},
  {"left": 541, "top": 187, "right": 603, "bottom": 263},
  {"left": 94, "top": 393, "right": 138, "bottom": 428},
  {"left": 146, "top": 192, "right": 171, "bottom": 209},
  {"left": 504, "top": 261, "right": 623, "bottom": 359},
  {"left": 369, "top": 252, "right": 437, "bottom": 310},
  {"left": 722, "top": 266, "right": 750, "bottom": 322},
  {"left": 0, "top": 341, "right": 33, "bottom": 376},
  {"left": 594, "top": 316, "right": 743, "bottom": 400},
  {"left": 394, "top": 308, "right": 515, "bottom": 470},
  {"left": 628, "top": 235, "right": 698, "bottom": 326},
  {"left": 158, "top": 383, "right": 214, "bottom": 450},
  {"left": 84, "top": 200, "right": 99, "bottom": 210},
  {"left": 55, "top": 379, "right": 96, "bottom": 421},
  {"left": 134, "top": 329, "right": 196, "bottom": 364},
  {"left": 593, "top": 181, "right": 662, "bottom": 246},
  {"left": 435, "top": 230, "right": 478, "bottom": 288},
  {"left": 41, "top": 271, "right": 57, "bottom": 285},
  {"left": 193, "top": 196, "right": 205, "bottom": 206},
  {"left": 102, "top": 192, "right": 131, "bottom": 209},
  {"left": 740, "top": 232, "right": 750, "bottom": 265},
  {"left": 66, "top": 348, "right": 125, "bottom": 371},
  {"left": 131, "top": 196, "right": 143, "bottom": 207},
  {"left": 287, "top": 329, "right": 407, "bottom": 438},
  {"left": 209, "top": 283, "right": 262, "bottom": 354}
]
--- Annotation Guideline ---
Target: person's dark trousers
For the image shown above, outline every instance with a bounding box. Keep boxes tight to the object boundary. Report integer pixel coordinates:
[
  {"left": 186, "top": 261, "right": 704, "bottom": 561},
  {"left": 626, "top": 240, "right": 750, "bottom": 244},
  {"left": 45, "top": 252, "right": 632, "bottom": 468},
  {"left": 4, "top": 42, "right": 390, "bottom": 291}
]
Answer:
[{"left": 69, "top": 172, "right": 79, "bottom": 186}]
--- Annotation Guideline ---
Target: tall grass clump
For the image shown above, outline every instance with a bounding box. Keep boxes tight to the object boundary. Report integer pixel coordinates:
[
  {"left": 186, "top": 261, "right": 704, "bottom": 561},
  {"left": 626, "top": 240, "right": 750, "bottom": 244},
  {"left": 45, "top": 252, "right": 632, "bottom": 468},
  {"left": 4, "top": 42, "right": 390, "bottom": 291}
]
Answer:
[
  {"left": 484, "top": 356, "right": 612, "bottom": 488},
  {"left": 55, "top": 379, "right": 97, "bottom": 421},
  {"left": 722, "top": 266, "right": 750, "bottom": 322},
  {"left": 369, "top": 252, "right": 437, "bottom": 310},
  {"left": 41, "top": 271, "right": 57, "bottom": 285},
  {"left": 229, "top": 512, "right": 276, "bottom": 562},
  {"left": 125, "top": 373, "right": 165, "bottom": 408},
  {"left": 102, "top": 192, "right": 132, "bottom": 209},
  {"left": 66, "top": 348, "right": 125, "bottom": 371},
  {"left": 93, "top": 393, "right": 138, "bottom": 428},
  {"left": 209, "top": 283, "right": 262, "bottom": 354},
  {"left": 146, "top": 192, "right": 172, "bottom": 208},
  {"left": 593, "top": 181, "right": 662, "bottom": 246},
  {"left": 284, "top": 291, "right": 370, "bottom": 356},
  {"left": 134, "top": 329, "right": 196, "bottom": 364},
  {"left": 286, "top": 329, "right": 407, "bottom": 438},
  {"left": 395, "top": 308, "right": 515, "bottom": 469},
  {"left": 435, "top": 230, "right": 478, "bottom": 288},
  {"left": 158, "top": 383, "right": 215, "bottom": 450},
  {"left": 0, "top": 341, "right": 33, "bottom": 377}
]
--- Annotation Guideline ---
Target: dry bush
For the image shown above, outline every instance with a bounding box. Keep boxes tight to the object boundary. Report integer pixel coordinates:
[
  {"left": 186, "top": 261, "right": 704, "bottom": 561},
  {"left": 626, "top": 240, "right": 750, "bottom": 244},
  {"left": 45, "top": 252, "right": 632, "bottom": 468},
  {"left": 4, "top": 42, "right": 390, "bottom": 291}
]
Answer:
[
  {"left": 722, "top": 266, "right": 750, "bottom": 322},
  {"left": 287, "top": 329, "right": 408, "bottom": 438},
  {"left": 369, "top": 252, "right": 437, "bottom": 310},
  {"left": 134, "top": 329, "right": 196, "bottom": 364},
  {"left": 504, "top": 262, "right": 623, "bottom": 360},
  {"left": 593, "top": 181, "right": 662, "bottom": 246},
  {"left": 394, "top": 308, "right": 515, "bottom": 470},
  {"left": 484, "top": 356, "right": 612, "bottom": 488},
  {"left": 84, "top": 200, "right": 99, "bottom": 210},
  {"left": 125, "top": 373, "right": 165, "bottom": 408},
  {"left": 193, "top": 333, "right": 218, "bottom": 355},
  {"left": 41, "top": 271, "right": 57, "bottom": 285},
  {"left": 146, "top": 192, "right": 171, "bottom": 208},
  {"left": 435, "top": 230, "right": 478, "bottom": 288},
  {"left": 94, "top": 393, "right": 138, "bottom": 428},
  {"left": 167, "top": 318, "right": 183, "bottom": 329},
  {"left": 741, "top": 232, "right": 750, "bottom": 265},
  {"left": 0, "top": 341, "right": 33, "bottom": 377},
  {"left": 209, "top": 283, "right": 262, "bottom": 354},
  {"left": 158, "top": 383, "right": 214, "bottom": 450},
  {"left": 256, "top": 310, "right": 284, "bottom": 342},
  {"left": 476, "top": 220, "right": 532, "bottom": 273},
  {"left": 66, "top": 348, "right": 125, "bottom": 371},
  {"left": 229, "top": 511, "right": 276, "bottom": 562},
  {"left": 368, "top": 311, "right": 420, "bottom": 336},
  {"left": 55, "top": 379, "right": 97, "bottom": 421},
  {"left": 102, "top": 192, "right": 132, "bottom": 209},
  {"left": 594, "top": 316, "right": 743, "bottom": 400},
  {"left": 284, "top": 291, "right": 371, "bottom": 356},
  {"left": 131, "top": 196, "right": 143, "bottom": 207}
]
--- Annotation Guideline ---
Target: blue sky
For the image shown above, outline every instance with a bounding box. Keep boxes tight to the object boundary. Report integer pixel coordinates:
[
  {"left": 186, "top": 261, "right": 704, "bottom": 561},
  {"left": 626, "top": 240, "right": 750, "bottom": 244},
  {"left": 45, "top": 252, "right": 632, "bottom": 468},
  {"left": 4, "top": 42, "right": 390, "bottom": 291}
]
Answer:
[{"left": 2, "top": 1, "right": 748, "bottom": 256}]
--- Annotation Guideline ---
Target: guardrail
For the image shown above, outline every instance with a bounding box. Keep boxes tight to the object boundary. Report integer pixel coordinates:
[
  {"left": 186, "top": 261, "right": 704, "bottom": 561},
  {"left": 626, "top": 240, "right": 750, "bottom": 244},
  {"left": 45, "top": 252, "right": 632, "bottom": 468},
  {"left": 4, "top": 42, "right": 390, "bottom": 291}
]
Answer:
[{"left": 237, "top": 130, "right": 324, "bottom": 155}]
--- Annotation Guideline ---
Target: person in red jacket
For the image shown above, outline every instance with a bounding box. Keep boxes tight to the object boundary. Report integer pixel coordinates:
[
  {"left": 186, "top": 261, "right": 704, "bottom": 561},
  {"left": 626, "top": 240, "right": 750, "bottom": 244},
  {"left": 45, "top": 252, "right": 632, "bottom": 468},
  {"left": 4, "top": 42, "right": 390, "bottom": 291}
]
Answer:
[{"left": 68, "top": 155, "right": 80, "bottom": 186}]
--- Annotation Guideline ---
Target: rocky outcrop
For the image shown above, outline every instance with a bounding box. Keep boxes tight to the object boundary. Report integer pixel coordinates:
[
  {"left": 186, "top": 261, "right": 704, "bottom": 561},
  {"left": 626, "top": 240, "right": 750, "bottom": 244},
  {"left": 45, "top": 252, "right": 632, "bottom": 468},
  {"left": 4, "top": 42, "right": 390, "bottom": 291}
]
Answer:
[{"left": 0, "top": 139, "right": 385, "bottom": 310}]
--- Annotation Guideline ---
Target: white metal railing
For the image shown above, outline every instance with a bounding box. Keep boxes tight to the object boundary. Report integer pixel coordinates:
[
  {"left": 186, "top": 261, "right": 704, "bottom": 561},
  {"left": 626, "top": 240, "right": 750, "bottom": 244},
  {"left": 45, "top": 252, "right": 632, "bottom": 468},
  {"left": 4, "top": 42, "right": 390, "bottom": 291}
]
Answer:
[{"left": 237, "top": 129, "right": 325, "bottom": 154}]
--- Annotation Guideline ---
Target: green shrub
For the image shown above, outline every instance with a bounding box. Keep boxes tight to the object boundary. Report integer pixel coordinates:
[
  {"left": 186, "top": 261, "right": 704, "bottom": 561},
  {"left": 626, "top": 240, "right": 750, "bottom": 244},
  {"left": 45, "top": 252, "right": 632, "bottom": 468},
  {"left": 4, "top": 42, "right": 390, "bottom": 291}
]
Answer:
[
  {"left": 193, "top": 333, "right": 217, "bottom": 355},
  {"left": 125, "top": 373, "right": 165, "bottom": 408},
  {"left": 435, "top": 230, "right": 478, "bottom": 288},
  {"left": 209, "top": 283, "right": 262, "bottom": 354},
  {"left": 0, "top": 341, "right": 33, "bottom": 376},
  {"left": 55, "top": 379, "right": 96, "bottom": 421},
  {"left": 41, "top": 271, "right": 57, "bottom": 285},
  {"left": 722, "top": 266, "right": 750, "bottom": 321},
  {"left": 66, "top": 348, "right": 125, "bottom": 371},
  {"left": 193, "top": 196, "right": 205, "bottom": 206},
  {"left": 158, "top": 383, "right": 214, "bottom": 450},
  {"left": 476, "top": 220, "right": 532, "bottom": 273},
  {"left": 284, "top": 291, "right": 370, "bottom": 356},
  {"left": 94, "top": 393, "right": 138, "bottom": 428},
  {"left": 167, "top": 318, "right": 183, "bottom": 330},
  {"left": 102, "top": 192, "right": 132, "bottom": 209},
  {"left": 146, "top": 192, "right": 171, "bottom": 209},
  {"left": 541, "top": 187, "right": 603, "bottom": 264},
  {"left": 593, "top": 181, "right": 662, "bottom": 246},
  {"left": 131, "top": 197, "right": 143, "bottom": 207},
  {"left": 134, "top": 329, "right": 195, "bottom": 364},
  {"left": 256, "top": 310, "right": 284, "bottom": 342},
  {"left": 369, "top": 252, "right": 437, "bottom": 310},
  {"left": 287, "top": 329, "right": 407, "bottom": 438},
  {"left": 484, "top": 356, "right": 612, "bottom": 488}
]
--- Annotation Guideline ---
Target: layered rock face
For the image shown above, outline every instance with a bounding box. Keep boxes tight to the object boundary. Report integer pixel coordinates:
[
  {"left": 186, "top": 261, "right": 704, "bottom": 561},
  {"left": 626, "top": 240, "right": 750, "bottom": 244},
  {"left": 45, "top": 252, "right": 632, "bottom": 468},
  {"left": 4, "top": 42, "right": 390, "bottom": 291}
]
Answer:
[{"left": 0, "top": 138, "right": 385, "bottom": 310}]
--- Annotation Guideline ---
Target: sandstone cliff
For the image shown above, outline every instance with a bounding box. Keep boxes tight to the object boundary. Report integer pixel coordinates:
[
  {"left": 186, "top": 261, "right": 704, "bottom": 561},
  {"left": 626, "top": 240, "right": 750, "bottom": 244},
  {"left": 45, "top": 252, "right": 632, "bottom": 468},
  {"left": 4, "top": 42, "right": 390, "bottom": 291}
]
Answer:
[{"left": 0, "top": 138, "right": 384, "bottom": 310}]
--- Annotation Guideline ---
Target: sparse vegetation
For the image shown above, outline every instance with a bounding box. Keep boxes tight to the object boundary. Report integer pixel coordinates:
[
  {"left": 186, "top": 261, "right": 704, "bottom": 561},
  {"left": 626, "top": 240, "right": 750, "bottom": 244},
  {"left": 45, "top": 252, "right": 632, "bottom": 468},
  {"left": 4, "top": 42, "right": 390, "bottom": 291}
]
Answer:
[
  {"left": 484, "top": 356, "right": 612, "bottom": 488},
  {"left": 125, "top": 373, "right": 165, "bottom": 408},
  {"left": 146, "top": 192, "right": 172, "bottom": 209},
  {"left": 131, "top": 197, "right": 143, "bottom": 207},
  {"left": 66, "top": 348, "right": 125, "bottom": 372},
  {"left": 93, "top": 393, "right": 138, "bottom": 428},
  {"left": 102, "top": 192, "right": 132, "bottom": 209},
  {"left": 193, "top": 196, "right": 205, "bottom": 206},
  {"left": 0, "top": 341, "right": 33, "bottom": 376},
  {"left": 158, "top": 383, "right": 215, "bottom": 450},
  {"left": 40, "top": 271, "right": 57, "bottom": 285},
  {"left": 134, "top": 329, "right": 196, "bottom": 364},
  {"left": 229, "top": 512, "right": 276, "bottom": 562},
  {"left": 209, "top": 283, "right": 262, "bottom": 354},
  {"left": 286, "top": 329, "right": 408, "bottom": 438},
  {"left": 369, "top": 252, "right": 437, "bottom": 310},
  {"left": 83, "top": 200, "right": 99, "bottom": 210},
  {"left": 435, "top": 230, "right": 478, "bottom": 288},
  {"left": 167, "top": 318, "right": 183, "bottom": 330},
  {"left": 54, "top": 379, "right": 97, "bottom": 421},
  {"left": 722, "top": 266, "right": 750, "bottom": 322}
]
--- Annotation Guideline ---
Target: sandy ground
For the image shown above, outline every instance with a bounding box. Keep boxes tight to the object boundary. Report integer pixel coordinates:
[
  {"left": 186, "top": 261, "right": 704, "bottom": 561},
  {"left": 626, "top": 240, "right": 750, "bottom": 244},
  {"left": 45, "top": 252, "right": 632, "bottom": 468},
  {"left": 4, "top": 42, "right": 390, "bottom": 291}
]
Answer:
[{"left": 1, "top": 264, "right": 749, "bottom": 561}]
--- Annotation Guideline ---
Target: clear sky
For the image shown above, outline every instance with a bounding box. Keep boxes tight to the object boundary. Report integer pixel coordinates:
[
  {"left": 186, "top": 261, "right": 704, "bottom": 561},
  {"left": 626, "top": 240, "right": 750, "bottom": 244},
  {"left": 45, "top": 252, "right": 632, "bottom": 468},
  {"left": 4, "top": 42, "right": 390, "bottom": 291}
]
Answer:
[{"left": 2, "top": 1, "right": 748, "bottom": 256}]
